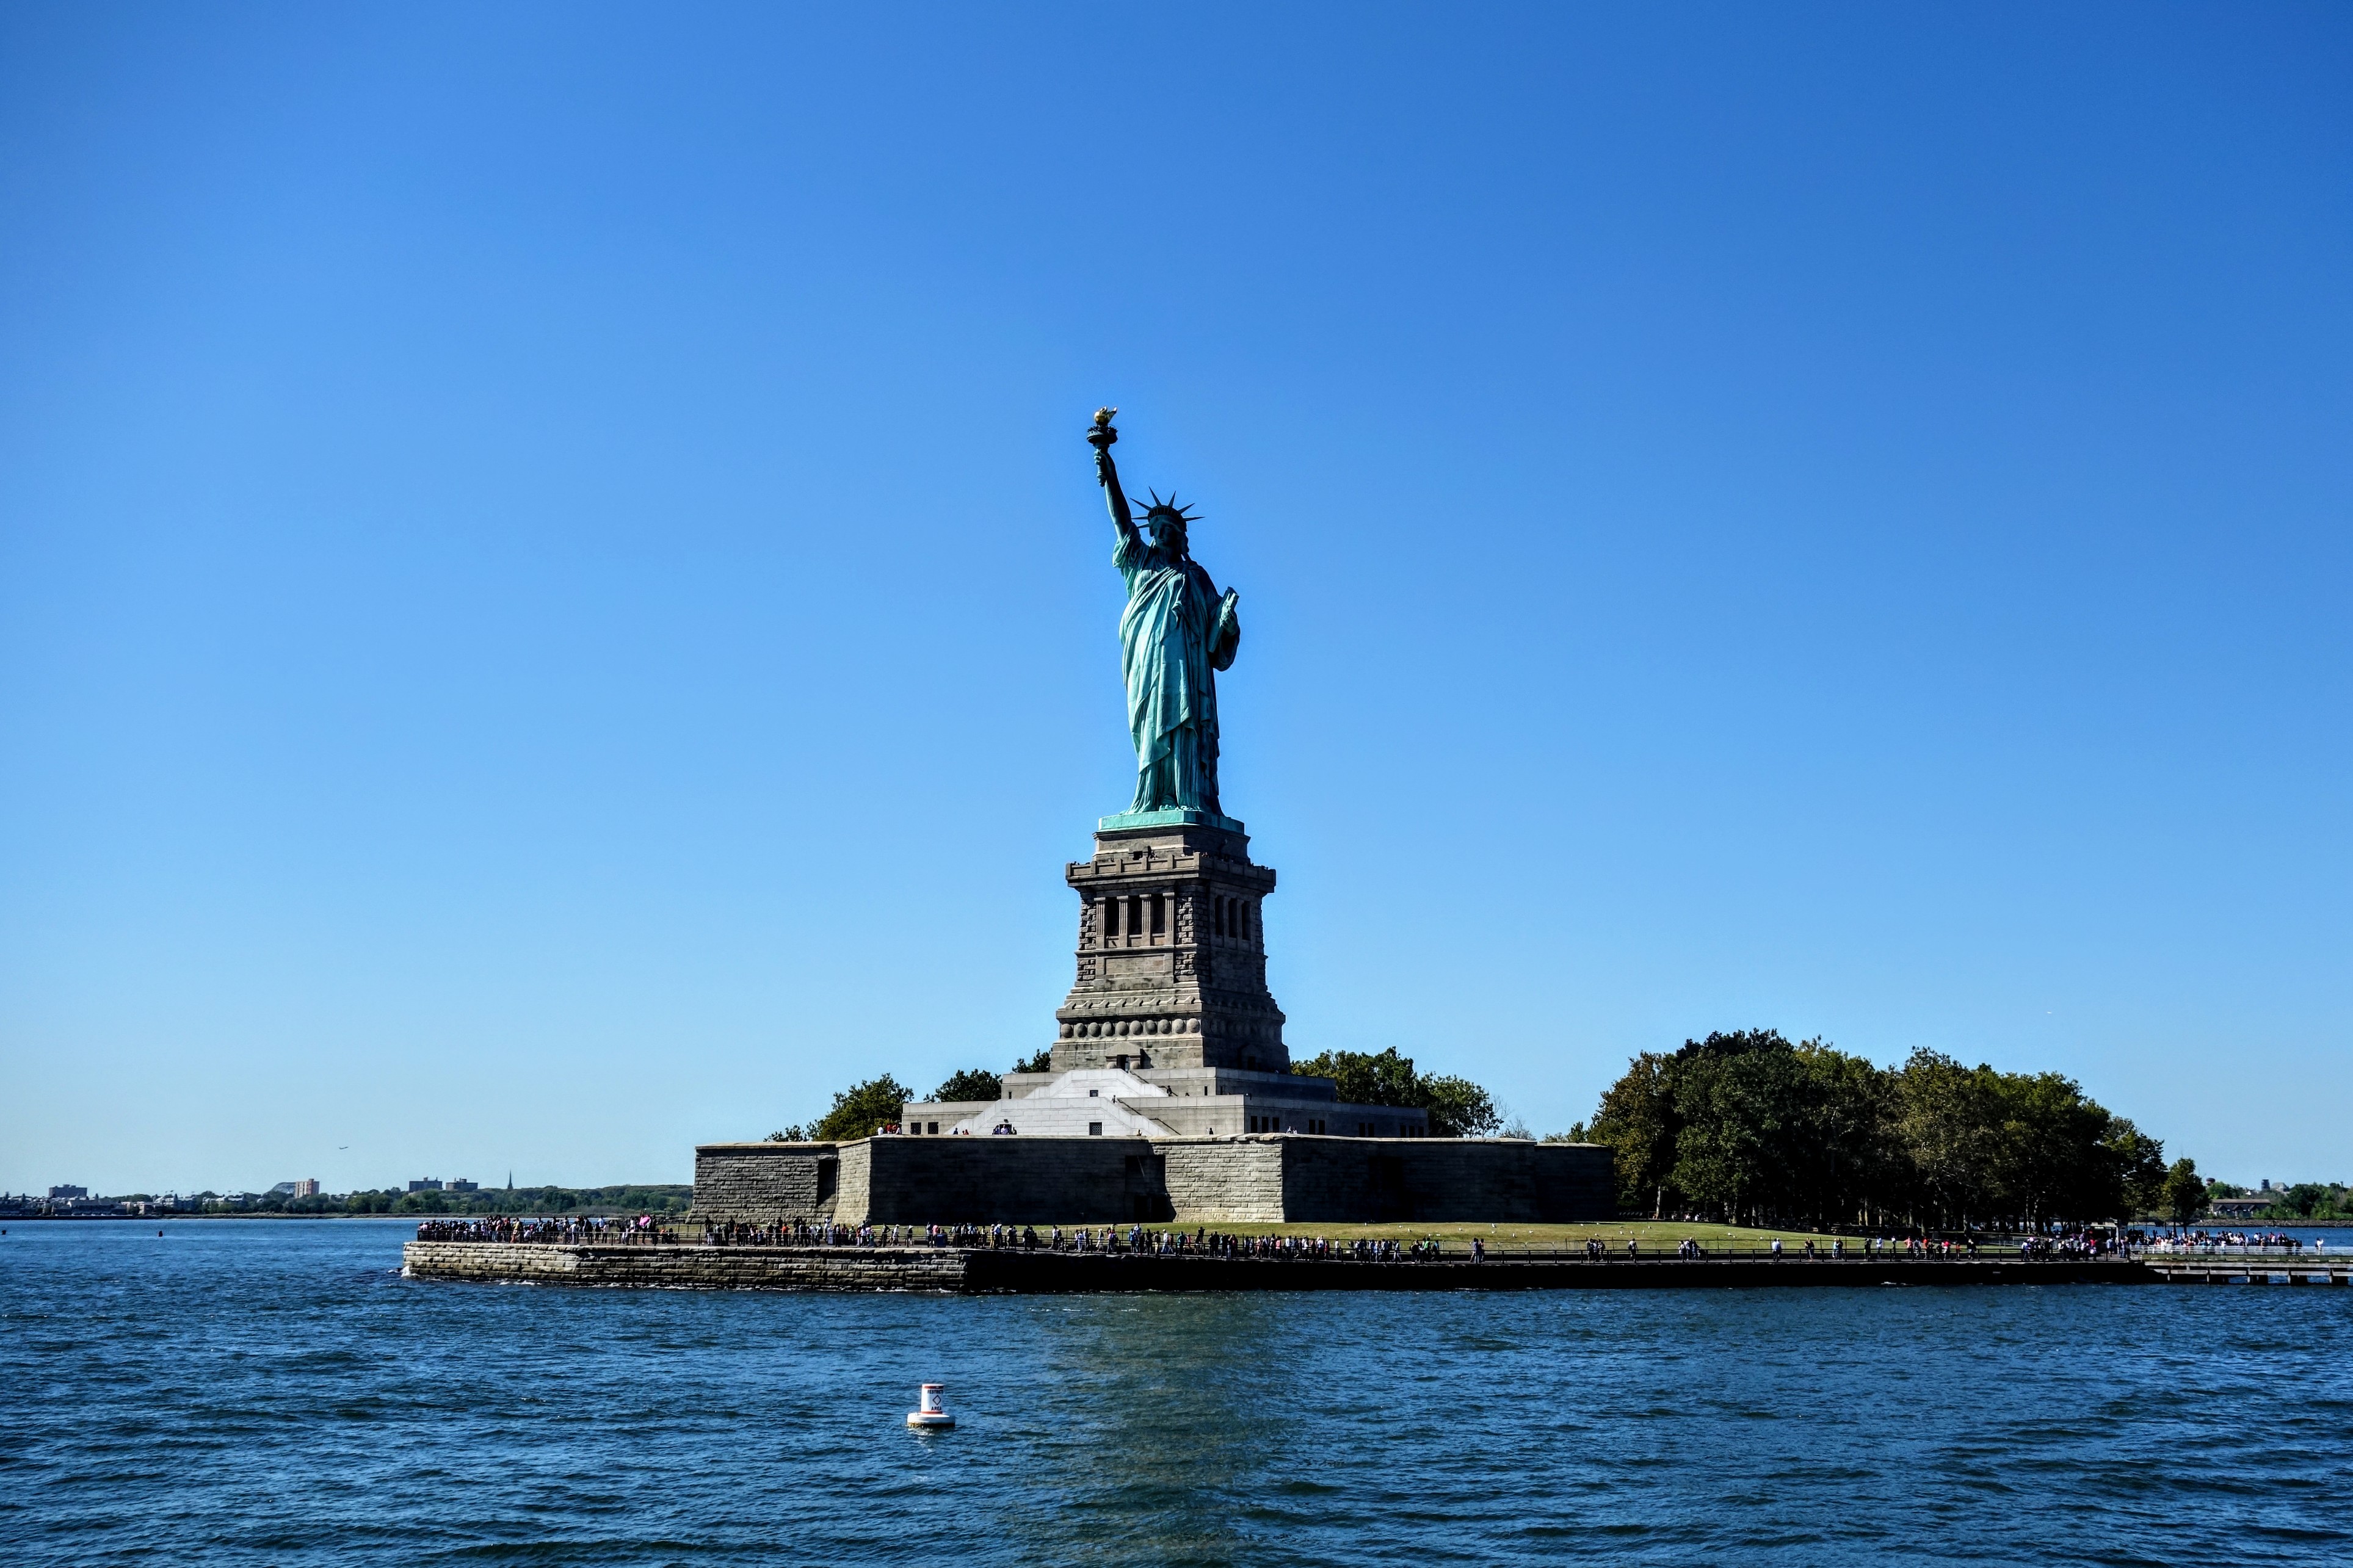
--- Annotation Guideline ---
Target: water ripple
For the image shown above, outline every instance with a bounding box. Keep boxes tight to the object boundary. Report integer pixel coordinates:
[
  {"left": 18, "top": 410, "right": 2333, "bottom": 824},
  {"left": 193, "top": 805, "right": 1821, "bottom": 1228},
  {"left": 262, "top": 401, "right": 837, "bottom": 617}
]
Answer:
[{"left": 2, "top": 1223, "right": 2349, "bottom": 1565}]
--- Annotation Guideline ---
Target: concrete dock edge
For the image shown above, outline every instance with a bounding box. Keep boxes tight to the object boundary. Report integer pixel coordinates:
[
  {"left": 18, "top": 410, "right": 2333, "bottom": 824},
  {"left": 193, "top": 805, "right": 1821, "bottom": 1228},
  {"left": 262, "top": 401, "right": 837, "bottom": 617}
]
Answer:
[{"left": 402, "top": 1242, "right": 2166, "bottom": 1292}]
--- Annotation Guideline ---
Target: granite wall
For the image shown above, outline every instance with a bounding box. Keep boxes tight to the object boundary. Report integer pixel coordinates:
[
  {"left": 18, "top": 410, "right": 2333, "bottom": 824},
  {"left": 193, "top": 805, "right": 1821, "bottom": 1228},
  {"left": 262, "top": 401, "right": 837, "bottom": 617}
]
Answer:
[
  {"left": 1277, "top": 1138, "right": 1612, "bottom": 1223},
  {"left": 1160, "top": 1138, "right": 1286, "bottom": 1221},
  {"left": 402, "top": 1240, "right": 970, "bottom": 1290},
  {"left": 691, "top": 1142, "right": 839, "bottom": 1223},
  {"left": 855, "top": 1136, "right": 1167, "bottom": 1223},
  {"left": 694, "top": 1136, "right": 1614, "bottom": 1226}
]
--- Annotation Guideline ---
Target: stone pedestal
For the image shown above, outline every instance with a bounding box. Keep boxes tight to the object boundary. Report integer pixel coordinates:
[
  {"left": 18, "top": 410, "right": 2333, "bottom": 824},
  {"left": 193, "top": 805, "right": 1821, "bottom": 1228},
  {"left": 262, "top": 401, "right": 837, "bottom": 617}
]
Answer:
[{"left": 1050, "top": 818, "right": 1288, "bottom": 1074}]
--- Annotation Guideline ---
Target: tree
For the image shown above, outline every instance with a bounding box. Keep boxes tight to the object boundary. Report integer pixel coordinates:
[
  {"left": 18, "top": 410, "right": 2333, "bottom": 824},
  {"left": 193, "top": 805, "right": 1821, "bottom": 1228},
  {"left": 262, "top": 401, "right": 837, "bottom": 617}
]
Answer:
[
  {"left": 1645, "top": 1029, "right": 1900, "bottom": 1230},
  {"left": 2163, "top": 1158, "right": 2205, "bottom": 1226},
  {"left": 1293, "top": 1047, "right": 1421, "bottom": 1108},
  {"left": 809, "top": 1074, "right": 914, "bottom": 1141},
  {"left": 1996, "top": 1070, "right": 2119, "bottom": 1226},
  {"left": 931, "top": 1069, "right": 1004, "bottom": 1103},
  {"left": 2105, "top": 1121, "right": 2167, "bottom": 1218},
  {"left": 1423, "top": 1075, "right": 1501, "bottom": 1138},
  {"left": 1291, "top": 1048, "right": 1501, "bottom": 1137},
  {"left": 1583, "top": 1032, "right": 2166, "bottom": 1231},
  {"left": 1586, "top": 1030, "right": 1840, "bottom": 1223},
  {"left": 1898, "top": 1049, "right": 2006, "bottom": 1229},
  {"left": 1669, "top": 1032, "right": 1811, "bottom": 1226},
  {"left": 1588, "top": 1051, "right": 1680, "bottom": 1217},
  {"left": 1795, "top": 1039, "right": 1901, "bottom": 1230},
  {"left": 764, "top": 1125, "right": 808, "bottom": 1143},
  {"left": 1012, "top": 1048, "right": 1054, "bottom": 1074},
  {"left": 2277, "top": 1183, "right": 2333, "bottom": 1219}
]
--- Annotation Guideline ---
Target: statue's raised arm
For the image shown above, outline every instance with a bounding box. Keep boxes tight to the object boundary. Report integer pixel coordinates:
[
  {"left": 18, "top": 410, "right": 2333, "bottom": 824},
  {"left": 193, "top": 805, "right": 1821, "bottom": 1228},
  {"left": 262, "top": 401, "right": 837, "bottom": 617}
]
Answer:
[{"left": 1086, "top": 407, "right": 1138, "bottom": 541}]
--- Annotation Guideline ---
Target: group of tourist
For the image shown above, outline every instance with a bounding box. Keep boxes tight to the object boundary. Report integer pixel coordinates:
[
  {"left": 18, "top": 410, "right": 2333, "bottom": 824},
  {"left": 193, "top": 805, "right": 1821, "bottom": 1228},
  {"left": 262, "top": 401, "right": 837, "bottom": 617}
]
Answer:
[
  {"left": 700, "top": 1221, "right": 1019, "bottom": 1249},
  {"left": 701, "top": 1219, "right": 871, "bottom": 1247},
  {"left": 1554, "top": 1233, "right": 2145, "bottom": 1262},
  {"left": 1187, "top": 1231, "right": 1433, "bottom": 1261},
  {"left": 415, "top": 1214, "right": 2196, "bottom": 1260},
  {"left": 1866, "top": 1235, "right": 1980, "bottom": 1258},
  {"left": 2148, "top": 1230, "right": 2312, "bottom": 1255},
  {"left": 691, "top": 1219, "right": 1445, "bottom": 1259},
  {"left": 413, "top": 1215, "right": 670, "bottom": 1244},
  {"left": 2015, "top": 1232, "right": 2115, "bottom": 1259}
]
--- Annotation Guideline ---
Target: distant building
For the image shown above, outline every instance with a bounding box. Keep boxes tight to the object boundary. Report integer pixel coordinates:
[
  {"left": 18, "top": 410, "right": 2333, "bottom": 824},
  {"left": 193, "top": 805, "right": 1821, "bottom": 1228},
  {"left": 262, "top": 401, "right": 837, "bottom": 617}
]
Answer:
[
  {"left": 292, "top": 1179, "right": 321, "bottom": 1198},
  {"left": 446, "top": 1179, "right": 479, "bottom": 1193},
  {"left": 266, "top": 1182, "right": 299, "bottom": 1197},
  {"left": 48, "top": 1185, "right": 87, "bottom": 1200},
  {"left": 407, "top": 1179, "right": 443, "bottom": 1193}
]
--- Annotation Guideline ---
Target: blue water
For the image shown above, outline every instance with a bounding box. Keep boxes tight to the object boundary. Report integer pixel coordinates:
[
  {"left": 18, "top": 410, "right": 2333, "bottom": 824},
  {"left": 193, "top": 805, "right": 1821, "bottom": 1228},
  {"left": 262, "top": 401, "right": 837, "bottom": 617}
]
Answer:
[{"left": 4, "top": 1221, "right": 2349, "bottom": 1566}]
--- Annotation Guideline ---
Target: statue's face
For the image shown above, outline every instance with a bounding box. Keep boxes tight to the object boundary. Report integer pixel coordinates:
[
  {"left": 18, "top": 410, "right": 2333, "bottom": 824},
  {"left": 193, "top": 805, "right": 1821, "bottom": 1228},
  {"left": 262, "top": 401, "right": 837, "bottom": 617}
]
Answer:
[{"left": 1150, "top": 517, "right": 1187, "bottom": 556}]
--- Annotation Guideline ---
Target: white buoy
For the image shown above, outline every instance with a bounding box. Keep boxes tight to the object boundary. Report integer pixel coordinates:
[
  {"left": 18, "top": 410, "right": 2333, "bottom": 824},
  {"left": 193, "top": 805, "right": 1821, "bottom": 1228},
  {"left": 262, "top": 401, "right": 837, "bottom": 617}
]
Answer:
[{"left": 907, "top": 1382, "right": 954, "bottom": 1429}]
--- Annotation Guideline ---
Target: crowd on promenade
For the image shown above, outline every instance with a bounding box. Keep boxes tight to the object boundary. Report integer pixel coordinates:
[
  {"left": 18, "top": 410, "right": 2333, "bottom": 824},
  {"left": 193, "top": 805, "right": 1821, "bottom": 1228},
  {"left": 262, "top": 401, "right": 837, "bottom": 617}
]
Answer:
[
  {"left": 416, "top": 1215, "right": 2177, "bottom": 1260},
  {"left": 413, "top": 1215, "right": 672, "bottom": 1245},
  {"left": 2015, "top": 1232, "right": 2127, "bottom": 1259},
  {"left": 694, "top": 1219, "right": 1440, "bottom": 1259},
  {"left": 418, "top": 1215, "right": 1441, "bottom": 1257},
  {"left": 2148, "top": 1230, "right": 2315, "bottom": 1255},
  {"left": 1568, "top": 1232, "right": 2150, "bottom": 1262}
]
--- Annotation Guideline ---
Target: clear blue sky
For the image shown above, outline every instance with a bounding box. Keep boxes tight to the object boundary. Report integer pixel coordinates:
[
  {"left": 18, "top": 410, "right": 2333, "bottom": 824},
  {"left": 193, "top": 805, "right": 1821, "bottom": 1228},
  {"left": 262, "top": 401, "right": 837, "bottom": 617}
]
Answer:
[{"left": 4, "top": 7, "right": 2346, "bottom": 1196}]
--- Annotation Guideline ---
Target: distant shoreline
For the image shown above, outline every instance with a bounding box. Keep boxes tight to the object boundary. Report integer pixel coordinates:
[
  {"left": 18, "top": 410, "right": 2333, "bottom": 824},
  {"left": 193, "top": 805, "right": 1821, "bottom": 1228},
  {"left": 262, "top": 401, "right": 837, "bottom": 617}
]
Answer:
[
  {"left": 1, "top": 1209, "right": 681, "bottom": 1223},
  {"left": 10, "top": 1212, "right": 2351, "bottom": 1228}
]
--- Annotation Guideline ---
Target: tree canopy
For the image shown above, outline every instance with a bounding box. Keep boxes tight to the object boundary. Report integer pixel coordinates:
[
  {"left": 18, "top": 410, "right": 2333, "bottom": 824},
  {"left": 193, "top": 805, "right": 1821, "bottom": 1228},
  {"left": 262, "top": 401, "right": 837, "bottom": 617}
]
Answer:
[
  {"left": 931, "top": 1068, "right": 1004, "bottom": 1103},
  {"left": 2163, "top": 1159, "right": 2207, "bottom": 1224},
  {"left": 809, "top": 1074, "right": 913, "bottom": 1141},
  {"left": 1586, "top": 1031, "right": 2166, "bottom": 1229},
  {"left": 1291, "top": 1047, "right": 1501, "bottom": 1138}
]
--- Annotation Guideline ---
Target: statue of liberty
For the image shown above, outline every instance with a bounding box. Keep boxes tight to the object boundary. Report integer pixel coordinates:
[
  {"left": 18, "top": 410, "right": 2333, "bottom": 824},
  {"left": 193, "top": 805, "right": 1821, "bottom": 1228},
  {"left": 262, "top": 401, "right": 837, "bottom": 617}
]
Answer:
[{"left": 1085, "top": 410, "right": 1241, "bottom": 824}]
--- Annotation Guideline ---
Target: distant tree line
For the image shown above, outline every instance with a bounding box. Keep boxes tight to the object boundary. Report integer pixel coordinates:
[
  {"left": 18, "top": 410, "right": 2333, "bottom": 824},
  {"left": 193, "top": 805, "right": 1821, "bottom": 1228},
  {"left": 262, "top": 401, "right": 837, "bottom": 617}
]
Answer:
[
  {"left": 1582, "top": 1030, "right": 2176, "bottom": 1230},
  {"left": 339, "top": 1184, "right": 692, "bottom": 1216},
  {"left": 7, "top": 1186, "right": 696, "bottom": 1219},
  {"left": 2202, "top": 1179, "right": 2351, "bottom": 1223}
]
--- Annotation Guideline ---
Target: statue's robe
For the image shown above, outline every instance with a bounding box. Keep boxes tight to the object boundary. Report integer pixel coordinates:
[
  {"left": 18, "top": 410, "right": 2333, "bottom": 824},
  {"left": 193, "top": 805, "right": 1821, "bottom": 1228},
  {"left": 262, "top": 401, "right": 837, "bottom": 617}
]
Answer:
[{"left": 1115, "top": 531, "right": 1239, "bottom": 814}]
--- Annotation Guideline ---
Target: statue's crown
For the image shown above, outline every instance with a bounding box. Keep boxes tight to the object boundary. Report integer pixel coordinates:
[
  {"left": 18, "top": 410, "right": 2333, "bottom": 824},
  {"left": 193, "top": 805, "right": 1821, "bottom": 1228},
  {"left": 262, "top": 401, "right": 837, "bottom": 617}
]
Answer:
[{"left": 1142, "top": 489, "right": 1200, "bottom": 526}]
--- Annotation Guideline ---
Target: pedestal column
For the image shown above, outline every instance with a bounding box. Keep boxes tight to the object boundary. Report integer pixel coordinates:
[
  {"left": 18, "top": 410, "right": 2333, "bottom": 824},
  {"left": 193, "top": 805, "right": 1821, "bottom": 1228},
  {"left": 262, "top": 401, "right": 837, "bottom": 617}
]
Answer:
[{"left": 1051, "top": 819, "right": 1286, "bottom": 1072}]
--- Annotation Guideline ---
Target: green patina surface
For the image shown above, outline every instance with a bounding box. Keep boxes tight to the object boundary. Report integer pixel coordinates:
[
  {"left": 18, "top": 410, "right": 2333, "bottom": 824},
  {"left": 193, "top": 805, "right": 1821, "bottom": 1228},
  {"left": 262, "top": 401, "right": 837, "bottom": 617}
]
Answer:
[
  {"left": 1097, "top": 806, "right": 1246, "bottom": 833},
  {"left": 1087, "top": 414, "right": 1242, "bottom": 822}
]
